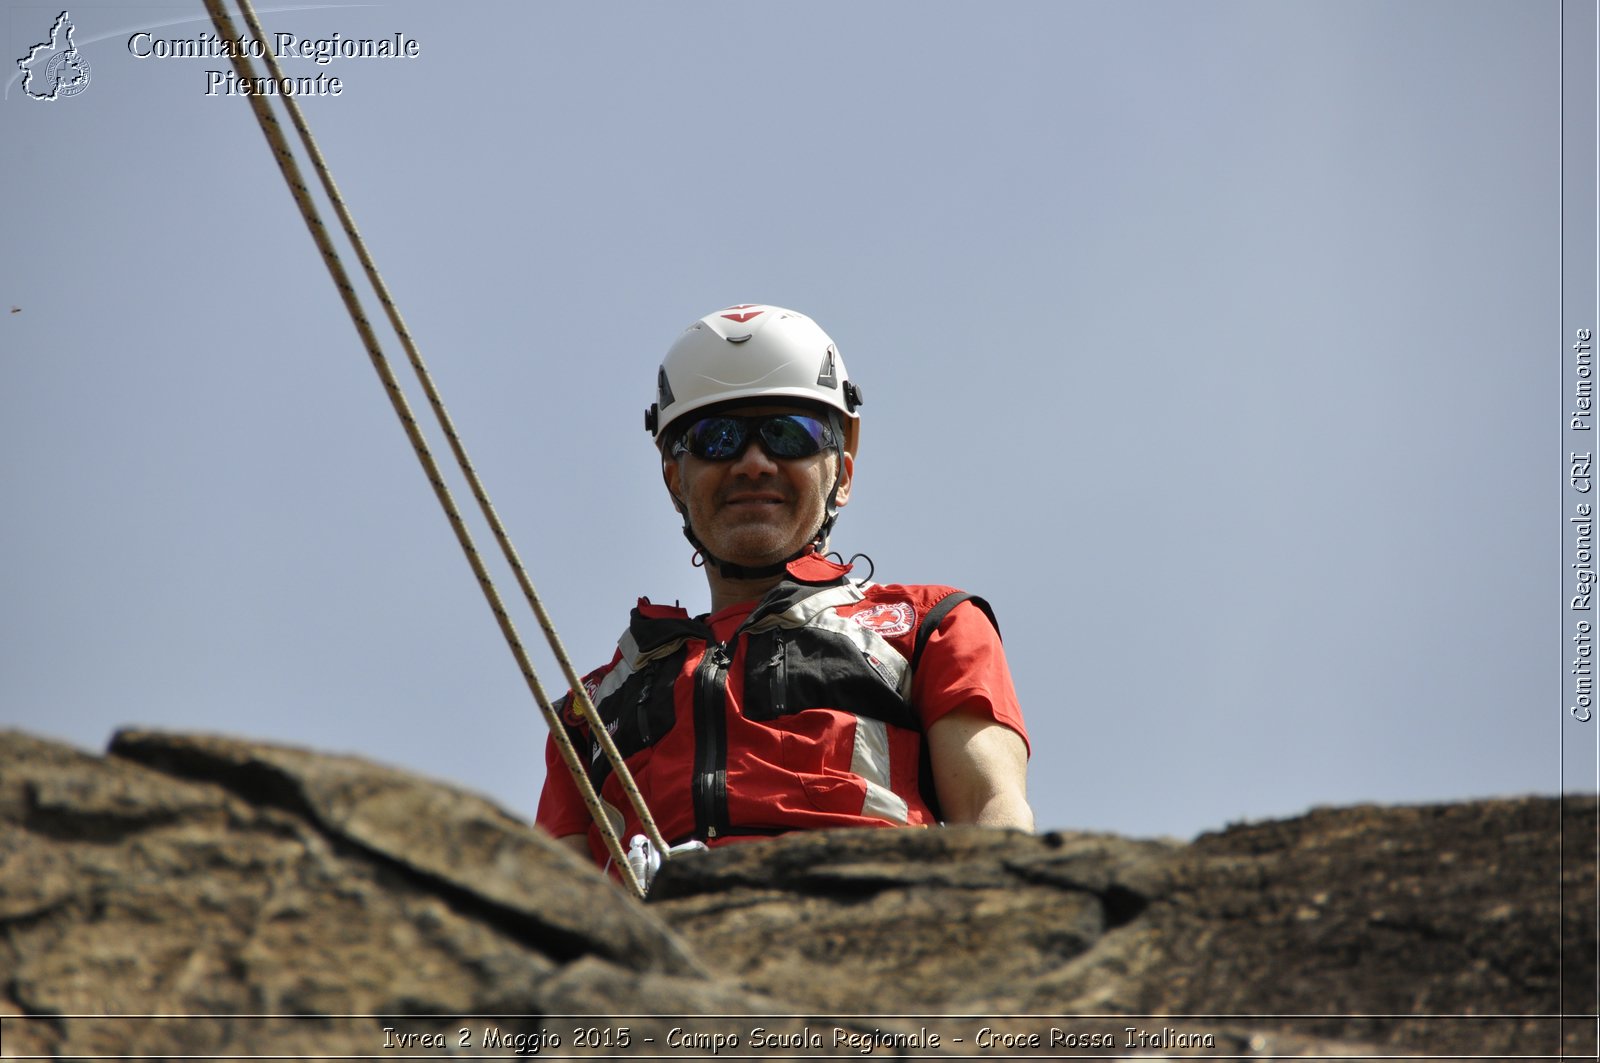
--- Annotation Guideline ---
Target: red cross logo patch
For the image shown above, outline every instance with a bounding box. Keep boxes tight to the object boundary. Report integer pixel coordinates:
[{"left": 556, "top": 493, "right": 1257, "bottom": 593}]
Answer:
[{"left": 849, "top": 602, "right": 915, "bottom": 639}]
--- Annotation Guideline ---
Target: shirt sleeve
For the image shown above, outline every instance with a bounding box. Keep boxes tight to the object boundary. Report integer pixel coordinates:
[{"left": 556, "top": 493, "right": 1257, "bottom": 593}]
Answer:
[
  {"left": 908, "top": 598, "right": 1031, "bottom": 756},
  {"left": 534, "top": 727, "right": 594, "bottom": 838},
  {"left": 534, "top": 654, "right": 624, "bottom": 839}
]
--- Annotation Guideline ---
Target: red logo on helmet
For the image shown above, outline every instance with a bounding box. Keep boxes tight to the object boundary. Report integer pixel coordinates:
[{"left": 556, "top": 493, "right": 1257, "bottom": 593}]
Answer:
[{"left": 721, "top": 305, "right": 764, "bottom": 323}]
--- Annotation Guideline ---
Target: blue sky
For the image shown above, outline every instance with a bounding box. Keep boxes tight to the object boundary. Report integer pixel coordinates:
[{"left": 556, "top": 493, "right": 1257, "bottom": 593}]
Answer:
[{"left": 2, "top": 0, "right": 1589, "bottom": 841}]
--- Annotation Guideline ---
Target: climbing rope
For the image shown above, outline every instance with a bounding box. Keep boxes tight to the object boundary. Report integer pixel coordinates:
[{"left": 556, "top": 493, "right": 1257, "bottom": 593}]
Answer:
[{"left": 202, "top": 0, "right": 669, "bottom": 895}]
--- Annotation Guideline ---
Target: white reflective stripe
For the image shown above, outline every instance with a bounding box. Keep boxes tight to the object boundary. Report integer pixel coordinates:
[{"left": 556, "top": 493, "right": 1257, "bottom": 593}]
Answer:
[
  {"left": 591, "top": 629, "right": 693, "bottom": 707},
  {"left": 742, "top": 583, "right": 865, "bottom": 631},
  {"left": 805, "top": 611, "right": 912, "bottom": 699},
  {"left": 851, "top": 717, "right": 909, "bottom": 824},
  {"left": 589, "top": 659, "right": 636, "bottom": 709},
  {"left": 621, "top": 628, "right": 694, "bottom": 668}
]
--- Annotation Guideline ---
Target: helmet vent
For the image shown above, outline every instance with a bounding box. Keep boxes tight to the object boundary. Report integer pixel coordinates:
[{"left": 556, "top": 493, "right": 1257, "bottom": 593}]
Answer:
[
  {"left": 656, "top": 367, "right": 676, "bottom": 407},
  {"left": 816, "top": 346, "right": 838, "bottom": 389}
]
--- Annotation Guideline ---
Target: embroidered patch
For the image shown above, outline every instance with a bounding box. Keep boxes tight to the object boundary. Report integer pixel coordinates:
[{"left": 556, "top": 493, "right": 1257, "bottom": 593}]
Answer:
[
  {"left": 850, "top": 601, "right": 915, "bottom": 638},
  {"left": 561, "top": 673, "right": 605, "bottom": 727}
]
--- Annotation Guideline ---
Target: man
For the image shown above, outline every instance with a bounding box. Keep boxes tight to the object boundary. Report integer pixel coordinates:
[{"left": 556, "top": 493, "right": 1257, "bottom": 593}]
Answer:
[{"left": 536, "top": 305, "right": 1032, "bottom": 866}]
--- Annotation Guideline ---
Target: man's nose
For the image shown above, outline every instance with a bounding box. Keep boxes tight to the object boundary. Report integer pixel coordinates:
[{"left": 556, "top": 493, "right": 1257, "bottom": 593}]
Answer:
[{"left": 728, "top": 437, "right": 780, "bottom": 477}]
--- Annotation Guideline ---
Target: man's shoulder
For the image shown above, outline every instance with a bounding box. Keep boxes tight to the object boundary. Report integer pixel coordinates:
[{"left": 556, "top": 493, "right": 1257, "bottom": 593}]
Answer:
[
  {"left": 827, "top": 581, "right": 986, "bottom": 642},
  {"left": 634, "top": 596, "right": 691, "bottom": 621},
  {"left": 858, "top": 581, "right": 970, "bottom": 611},
  {"left": 556, "top": 649, "right": 627, "bottom": 727},
  {"left": 849, "top": 581, "right": 1002, "bottom": 643},
  {"left": 560, "top": 596, "right": 703, "bottom": 725}
]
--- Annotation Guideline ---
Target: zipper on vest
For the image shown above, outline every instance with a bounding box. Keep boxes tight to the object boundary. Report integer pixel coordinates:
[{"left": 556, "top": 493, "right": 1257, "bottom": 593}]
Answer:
[
  {"left": 632, "top": 674, "right": 654, "bottom": 747},
  {"left": 692, "top": 641, "right": 731, "bottom": 840},
  {"left": 768, "top": 634, "right": 787, "bottom": 717}
]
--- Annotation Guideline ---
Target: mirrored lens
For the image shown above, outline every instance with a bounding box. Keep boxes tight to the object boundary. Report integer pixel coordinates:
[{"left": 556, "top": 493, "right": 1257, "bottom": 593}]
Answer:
[
  {"left": 758, "top": 415, "right": 828, "bottom": 458},
  {"left": 679, "top": 414, "right": 831, "bottom": 461},
  {"left": 683, "top": 417, "right": 747, "bottom": 460}
]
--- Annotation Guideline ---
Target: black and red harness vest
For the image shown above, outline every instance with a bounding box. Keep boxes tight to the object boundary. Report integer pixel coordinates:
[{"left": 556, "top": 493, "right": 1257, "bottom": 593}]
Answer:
[{"left": 557, "top": 556, "right": 996, "bottom": 851}]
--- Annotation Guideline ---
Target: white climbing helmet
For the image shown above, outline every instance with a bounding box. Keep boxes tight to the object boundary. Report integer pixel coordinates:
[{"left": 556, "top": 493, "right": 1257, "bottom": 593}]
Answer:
[{"left": 644, "top": 304, "right": 863, "bottom": 455}]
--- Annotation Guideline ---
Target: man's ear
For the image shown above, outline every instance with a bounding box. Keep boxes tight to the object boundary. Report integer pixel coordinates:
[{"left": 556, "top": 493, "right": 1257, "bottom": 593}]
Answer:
[
  {"left": 833, "top": 451, "right": 854, "bottom": 507},
  {"left": 662, "top": 454, "right": 685, "bottom": 513}
]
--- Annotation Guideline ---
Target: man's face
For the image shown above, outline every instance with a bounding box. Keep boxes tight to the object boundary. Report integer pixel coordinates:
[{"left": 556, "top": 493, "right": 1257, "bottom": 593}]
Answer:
[{"left": 663, "top": 404, "right": 853, "bottom": 569}]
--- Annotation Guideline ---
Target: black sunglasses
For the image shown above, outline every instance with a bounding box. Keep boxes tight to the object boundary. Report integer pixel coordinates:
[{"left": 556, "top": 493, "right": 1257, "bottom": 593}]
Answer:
[{"left": 671, "top": 413, "right": 836, "bottom": 462}]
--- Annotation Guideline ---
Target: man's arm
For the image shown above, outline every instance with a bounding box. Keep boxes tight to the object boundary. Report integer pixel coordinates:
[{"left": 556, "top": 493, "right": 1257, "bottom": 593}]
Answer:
[{"left": 926, "top": 709, "right": 1034, "bottom": 830}]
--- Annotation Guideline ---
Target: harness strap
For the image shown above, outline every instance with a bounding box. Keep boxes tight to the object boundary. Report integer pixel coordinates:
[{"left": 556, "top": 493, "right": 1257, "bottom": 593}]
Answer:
[{"left": 913, "top": 592, "right": 999, "bottom": 668}]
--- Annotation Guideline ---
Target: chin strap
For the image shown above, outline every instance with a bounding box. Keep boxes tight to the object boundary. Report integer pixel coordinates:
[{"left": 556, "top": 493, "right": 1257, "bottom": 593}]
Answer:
[{"left": 682, "top": 518, "right": 834, "bottom": 580}]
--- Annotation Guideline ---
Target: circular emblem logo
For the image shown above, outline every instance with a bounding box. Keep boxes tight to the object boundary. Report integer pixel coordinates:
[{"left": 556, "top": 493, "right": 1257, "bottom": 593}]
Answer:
[
  {"left": 46, "top": 50, "right": 91, "bottom": 98},
  {"left": 850, "top": 601, "right": 915, "bottom": 639}
]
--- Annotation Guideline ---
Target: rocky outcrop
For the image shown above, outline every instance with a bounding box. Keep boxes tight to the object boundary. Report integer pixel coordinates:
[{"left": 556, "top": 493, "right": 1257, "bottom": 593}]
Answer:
[
  {"left": 651, "top": 801, "right": 1586, "bottom": 1056},
  {"left": 0, "top": 730, "right": 746, "bottom": 1057},
  {"left": 0, "top": 729, "right": 1591, "bottom": 1059}
]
